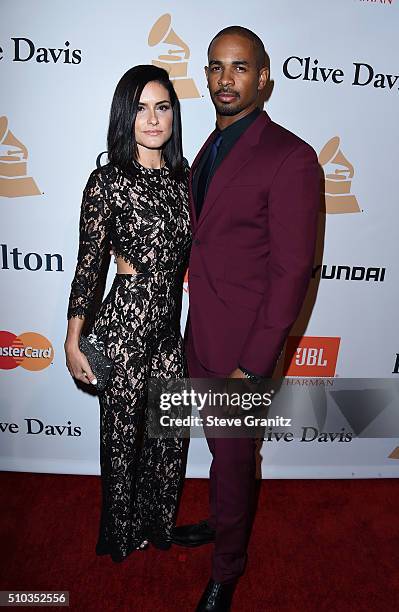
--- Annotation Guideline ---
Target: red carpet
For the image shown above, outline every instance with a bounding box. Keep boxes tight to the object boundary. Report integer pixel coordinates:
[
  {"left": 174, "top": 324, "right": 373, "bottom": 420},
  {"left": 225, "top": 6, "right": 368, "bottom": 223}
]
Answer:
[{"left": 1, "top": 473, "right": 398, "bottom": 611}]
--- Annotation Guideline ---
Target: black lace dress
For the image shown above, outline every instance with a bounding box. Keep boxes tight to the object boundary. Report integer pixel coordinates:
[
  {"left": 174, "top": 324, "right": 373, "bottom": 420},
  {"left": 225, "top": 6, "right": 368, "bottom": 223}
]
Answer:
[{"left": 67, "top": 160, "right": 191, "bottom": 561}]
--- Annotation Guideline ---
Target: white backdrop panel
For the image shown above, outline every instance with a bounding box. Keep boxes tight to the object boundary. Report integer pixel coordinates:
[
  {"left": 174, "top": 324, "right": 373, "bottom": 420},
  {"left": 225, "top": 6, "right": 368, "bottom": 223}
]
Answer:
[{"left": 0, "top": 0, "right": 398, "bottom": 477}]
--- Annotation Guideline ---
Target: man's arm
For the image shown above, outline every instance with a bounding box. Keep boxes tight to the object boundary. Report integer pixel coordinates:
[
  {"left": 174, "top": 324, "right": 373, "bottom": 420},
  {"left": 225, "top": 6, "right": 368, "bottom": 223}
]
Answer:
[{"left": 238, "top": 142, "right": 320, "bottom": 377}]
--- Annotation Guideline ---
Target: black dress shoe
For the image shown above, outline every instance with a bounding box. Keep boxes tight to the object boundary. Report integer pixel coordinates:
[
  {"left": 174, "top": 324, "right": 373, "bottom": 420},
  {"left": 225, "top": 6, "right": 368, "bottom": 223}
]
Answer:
[
  {"left": 172, "top": 519, "right": 215, "bottom": 547},
  {"left": 195, "top": 578, "right": 237, "bottom": 611}
]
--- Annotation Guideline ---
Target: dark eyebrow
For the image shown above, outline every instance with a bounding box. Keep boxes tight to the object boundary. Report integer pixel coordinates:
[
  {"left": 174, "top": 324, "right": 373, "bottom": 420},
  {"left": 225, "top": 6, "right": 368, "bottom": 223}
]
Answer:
[
  {"left": 208, "top": 60, "right": 250, "bottom": 66},
  {"left": 138, "top": 100, "right": 171, "bottom": 106}
]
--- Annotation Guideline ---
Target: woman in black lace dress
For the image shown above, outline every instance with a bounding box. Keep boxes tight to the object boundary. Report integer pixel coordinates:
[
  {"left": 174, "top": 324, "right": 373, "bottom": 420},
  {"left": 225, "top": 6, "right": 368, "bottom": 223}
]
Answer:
[{"left": 64, "top": 65, "right": 191, "bottom": 562}]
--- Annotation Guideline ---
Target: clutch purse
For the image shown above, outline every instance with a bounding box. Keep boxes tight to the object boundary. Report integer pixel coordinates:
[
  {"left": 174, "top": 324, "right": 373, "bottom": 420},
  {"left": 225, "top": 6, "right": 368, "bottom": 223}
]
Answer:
[{"left": 78, "top": 333, "right": 114, "bottom": 392}]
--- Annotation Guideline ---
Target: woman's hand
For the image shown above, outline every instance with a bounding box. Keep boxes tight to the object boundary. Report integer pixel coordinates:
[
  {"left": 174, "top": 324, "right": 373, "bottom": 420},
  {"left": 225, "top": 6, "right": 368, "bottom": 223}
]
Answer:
[
  {"left": 64, "top": 317, "right": 97, "bottom": 385},
  {"left": 64, "top": 339, "right": 97, "bottom": 386},
  {"left": 65, "top": 317, "right": 96, "bottom": 385}
]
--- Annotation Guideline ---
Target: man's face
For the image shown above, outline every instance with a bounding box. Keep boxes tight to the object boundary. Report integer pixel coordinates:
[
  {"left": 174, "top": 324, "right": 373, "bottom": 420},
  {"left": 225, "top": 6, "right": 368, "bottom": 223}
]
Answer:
[{"left": 205, "top": 34, "right": 268, "bottom": 117}]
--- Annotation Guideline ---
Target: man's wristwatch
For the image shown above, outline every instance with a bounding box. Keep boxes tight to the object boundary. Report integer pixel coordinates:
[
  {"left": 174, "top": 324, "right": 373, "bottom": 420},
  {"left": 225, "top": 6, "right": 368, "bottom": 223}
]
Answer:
[{"left": 238, "top": 364, "right": 262, "bottom": 384}]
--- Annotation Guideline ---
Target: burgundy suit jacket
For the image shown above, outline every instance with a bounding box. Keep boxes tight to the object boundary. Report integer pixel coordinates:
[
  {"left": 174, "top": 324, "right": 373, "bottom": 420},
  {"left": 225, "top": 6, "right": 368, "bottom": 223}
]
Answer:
[{"left": 186, "top": 111, "right": 320, "bottom": 377}]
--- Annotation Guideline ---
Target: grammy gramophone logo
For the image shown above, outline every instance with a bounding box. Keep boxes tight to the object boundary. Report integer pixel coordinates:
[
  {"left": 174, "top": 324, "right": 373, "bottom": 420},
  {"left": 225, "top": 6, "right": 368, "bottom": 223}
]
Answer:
[
  {"left": 0, "top": 116, "right": 41, "bottom": 198},
  {"left": 319, "top": 136, "right": 360, "bottom": 214},
  {"left": 148, "top": 14, "right": 200, "bottom": 99}
]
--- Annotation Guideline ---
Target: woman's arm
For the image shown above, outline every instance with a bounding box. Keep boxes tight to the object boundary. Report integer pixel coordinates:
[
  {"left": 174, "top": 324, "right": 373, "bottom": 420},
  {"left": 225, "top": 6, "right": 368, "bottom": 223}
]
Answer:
[{"left": 65, "top": 168, "right": 113, "bottom": 386}]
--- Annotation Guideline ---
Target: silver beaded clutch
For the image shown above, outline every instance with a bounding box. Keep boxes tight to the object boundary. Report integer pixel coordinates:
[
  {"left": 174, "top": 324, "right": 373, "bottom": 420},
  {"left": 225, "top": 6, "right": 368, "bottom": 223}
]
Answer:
[{"left": 78, "top": 333, "right": 114, "bottom": 392}]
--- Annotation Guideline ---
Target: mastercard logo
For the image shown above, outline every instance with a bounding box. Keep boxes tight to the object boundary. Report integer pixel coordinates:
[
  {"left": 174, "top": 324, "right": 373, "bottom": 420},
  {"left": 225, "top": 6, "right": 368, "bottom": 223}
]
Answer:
[{"left": 0, "top": 331, "right": 54, "bottom": 371}]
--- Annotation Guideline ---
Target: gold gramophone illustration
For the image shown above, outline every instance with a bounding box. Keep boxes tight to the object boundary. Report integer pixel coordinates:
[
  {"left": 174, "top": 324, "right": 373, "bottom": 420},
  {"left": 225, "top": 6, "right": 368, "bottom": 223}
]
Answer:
[
  {"left": 148, "top": 14, "right": 200, "bottom": 99},
  {"left": 389, "top": 447, "right": 399, "bottom": 459},
  {"left": 0, "top": 116, "right": 40, "bottom": 198},
  {"left": 318, "top": 136, "right": 360, "bottom": 214}
]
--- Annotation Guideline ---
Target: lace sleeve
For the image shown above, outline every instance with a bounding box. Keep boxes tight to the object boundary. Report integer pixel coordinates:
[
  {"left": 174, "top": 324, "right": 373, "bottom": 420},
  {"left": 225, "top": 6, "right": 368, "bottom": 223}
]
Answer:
[{"left": 67, "top": 169, "right": 113, "bottom": 320}]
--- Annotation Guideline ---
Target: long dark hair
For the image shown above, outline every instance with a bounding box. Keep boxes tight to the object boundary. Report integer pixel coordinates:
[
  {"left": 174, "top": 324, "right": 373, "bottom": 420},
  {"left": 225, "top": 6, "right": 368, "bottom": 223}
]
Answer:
[{"left": 107, "top": 65, "right": 184, "bottom": 180}]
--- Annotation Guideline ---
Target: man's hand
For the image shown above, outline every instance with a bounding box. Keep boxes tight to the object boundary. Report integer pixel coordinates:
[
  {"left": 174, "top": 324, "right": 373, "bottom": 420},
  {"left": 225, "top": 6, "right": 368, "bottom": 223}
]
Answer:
[
  {"left": 222, "top": 368, "right": 248, "bottom": 416},
  {"left": 229, "top": 367, "right": 246, "bottom": 379}
]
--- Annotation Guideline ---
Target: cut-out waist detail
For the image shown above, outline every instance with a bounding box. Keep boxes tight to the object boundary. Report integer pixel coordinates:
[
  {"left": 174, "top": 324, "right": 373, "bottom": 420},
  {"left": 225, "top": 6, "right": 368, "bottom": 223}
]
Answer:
[
  {"left": 115, "top": 255, "right": 138, "bottom": 275},
  {"left": 113, "top": 270, "right": 176, "bottom": 284}
]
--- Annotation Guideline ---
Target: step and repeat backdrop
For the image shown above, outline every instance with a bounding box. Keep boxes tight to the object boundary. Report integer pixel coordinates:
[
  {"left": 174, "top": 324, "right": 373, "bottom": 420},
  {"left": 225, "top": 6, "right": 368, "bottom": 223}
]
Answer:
[{"left": 1, "top": 0, "right": 398, "bottom": 478}]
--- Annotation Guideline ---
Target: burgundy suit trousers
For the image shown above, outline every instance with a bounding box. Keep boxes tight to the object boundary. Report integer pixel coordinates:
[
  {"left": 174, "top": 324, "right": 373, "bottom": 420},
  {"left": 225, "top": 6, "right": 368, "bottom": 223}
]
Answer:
[{"left": 186, "top": 324, "right": 257, "bottom": 584}]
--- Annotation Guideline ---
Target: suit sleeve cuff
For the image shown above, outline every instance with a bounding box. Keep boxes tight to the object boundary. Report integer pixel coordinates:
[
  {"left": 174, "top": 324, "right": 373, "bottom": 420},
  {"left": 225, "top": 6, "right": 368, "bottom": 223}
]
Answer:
[{"left": 238, "top": 364, "right": 263, "bottom": 383}]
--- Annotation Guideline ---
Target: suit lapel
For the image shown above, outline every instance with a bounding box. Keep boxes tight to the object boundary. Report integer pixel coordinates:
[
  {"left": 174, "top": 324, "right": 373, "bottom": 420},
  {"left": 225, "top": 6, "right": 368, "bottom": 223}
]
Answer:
[
  {"left": 189, "top": 130, "right": 216, "bottom": 231},
  {"left": 196, "top": 112, "right": 270, "bottom": 230}
]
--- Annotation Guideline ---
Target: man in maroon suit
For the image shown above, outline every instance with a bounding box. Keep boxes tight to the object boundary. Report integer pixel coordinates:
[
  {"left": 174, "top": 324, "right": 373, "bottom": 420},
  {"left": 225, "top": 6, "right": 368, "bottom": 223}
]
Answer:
[{"left": 173, "top": 26, "right": 320, "bottom": 611}]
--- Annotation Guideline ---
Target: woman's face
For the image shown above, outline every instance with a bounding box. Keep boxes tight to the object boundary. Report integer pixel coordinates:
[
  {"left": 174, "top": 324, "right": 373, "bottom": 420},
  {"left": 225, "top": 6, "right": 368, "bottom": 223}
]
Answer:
[{"left": 134, "top": 81, "right": 173, "bottom": 151}]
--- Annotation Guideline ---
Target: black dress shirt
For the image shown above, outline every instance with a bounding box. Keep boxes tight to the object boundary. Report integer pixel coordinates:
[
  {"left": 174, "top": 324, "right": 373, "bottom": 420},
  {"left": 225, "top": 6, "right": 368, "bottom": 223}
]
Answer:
[{"left": 193, "top": 107, "right": 261, "bottom": 218}]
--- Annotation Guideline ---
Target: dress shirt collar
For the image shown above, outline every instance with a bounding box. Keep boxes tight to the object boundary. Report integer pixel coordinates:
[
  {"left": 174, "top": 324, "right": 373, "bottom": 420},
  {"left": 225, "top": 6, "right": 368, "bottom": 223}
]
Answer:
[{"left": 215, "top": 107, "right": 261, "bottom": 143}]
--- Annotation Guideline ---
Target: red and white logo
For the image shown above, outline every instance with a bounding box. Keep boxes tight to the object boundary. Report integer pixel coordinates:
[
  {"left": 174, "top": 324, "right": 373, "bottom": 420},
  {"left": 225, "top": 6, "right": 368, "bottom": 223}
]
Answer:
[
  {"left": 0, "top": 331, "right": 54, "bottom": 371},
  {"left": 284, "top": 336, "right": 340, "bottom": 377}
]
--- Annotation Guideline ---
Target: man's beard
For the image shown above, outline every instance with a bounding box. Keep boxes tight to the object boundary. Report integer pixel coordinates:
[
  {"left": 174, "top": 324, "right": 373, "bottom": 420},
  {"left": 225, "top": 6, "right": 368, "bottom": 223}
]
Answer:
[
  {"left": 214, "top": 102, "right": 245, "bottom": 116},
  {"left": 211, "top": 91, "right": 244, "bottom": 116}
]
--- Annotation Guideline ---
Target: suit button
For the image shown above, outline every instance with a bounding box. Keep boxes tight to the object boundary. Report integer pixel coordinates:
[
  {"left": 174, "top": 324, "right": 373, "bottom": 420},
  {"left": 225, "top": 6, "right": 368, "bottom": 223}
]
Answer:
[{"left": 194, "top": 239, "right": 200, "bottom": 246}]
